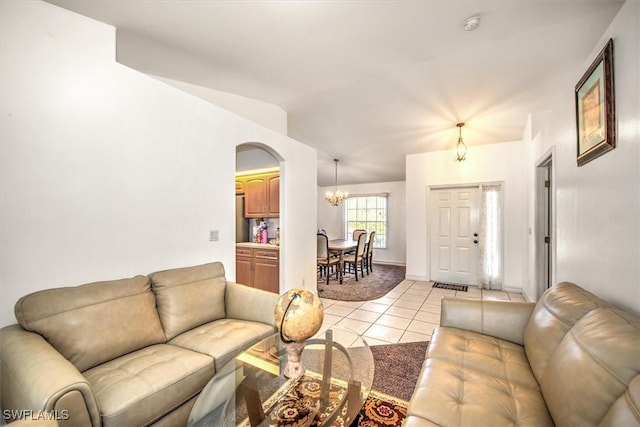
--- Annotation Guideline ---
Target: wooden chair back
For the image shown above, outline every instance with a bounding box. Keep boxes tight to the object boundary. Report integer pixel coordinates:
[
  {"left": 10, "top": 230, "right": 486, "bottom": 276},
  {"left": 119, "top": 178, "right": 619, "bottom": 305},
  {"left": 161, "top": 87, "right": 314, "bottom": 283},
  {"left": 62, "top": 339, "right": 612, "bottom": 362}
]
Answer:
[
  {"left": 356, "top": 232, "right": 367, "bottom": 257},
  {"left": 317, "top": 233, "right": 329, "bottom": 259},
  {"left": 352, "top": 229, "right": 366, "bottom": 241},
  {"left": 367, "top": 231, "right": 376, "bottom": 256}
]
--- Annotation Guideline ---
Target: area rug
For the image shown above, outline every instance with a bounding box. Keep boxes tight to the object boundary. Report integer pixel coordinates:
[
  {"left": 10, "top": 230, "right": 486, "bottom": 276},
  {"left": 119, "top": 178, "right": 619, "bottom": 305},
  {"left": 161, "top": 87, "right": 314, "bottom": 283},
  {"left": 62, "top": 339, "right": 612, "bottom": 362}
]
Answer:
[
  {"left": 369, "top": 341, "right": 428, "bottom": 401},
  {"left": 350, "top": 341, "right": 429, "bottom": 427},
  {"left": 317, "top": 264, "right": 406, "bottom": 301},
  {"left": 351, "top": 391, "right": 408, "bottom": 427},
  {"left": 433, "top": 282, "right": 468, "bottom": 292}
]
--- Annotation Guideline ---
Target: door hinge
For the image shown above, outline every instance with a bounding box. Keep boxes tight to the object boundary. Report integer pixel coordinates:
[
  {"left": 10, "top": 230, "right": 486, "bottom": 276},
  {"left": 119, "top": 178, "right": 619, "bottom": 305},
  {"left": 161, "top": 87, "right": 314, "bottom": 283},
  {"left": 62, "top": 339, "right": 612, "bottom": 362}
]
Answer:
[
  {"left": 545, "top": 236, "right": 551, "bottom": 244},
  {"left": 544, "top": 180, "right": 551, "bottom": 188}
]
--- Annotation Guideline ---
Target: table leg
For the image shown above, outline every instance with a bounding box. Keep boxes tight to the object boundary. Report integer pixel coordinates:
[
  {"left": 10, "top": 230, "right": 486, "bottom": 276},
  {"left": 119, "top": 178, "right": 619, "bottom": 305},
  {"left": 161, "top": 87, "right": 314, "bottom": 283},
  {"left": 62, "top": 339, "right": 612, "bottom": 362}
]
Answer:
[
  {"left": 320, "top": 329, "right": 333, "bottom": 402},
  {"left": 345, "top": 380, "right": 362, "bottom": 423},
  {"left": 239, "top": 370, "right": 265, "bottom": 427}
]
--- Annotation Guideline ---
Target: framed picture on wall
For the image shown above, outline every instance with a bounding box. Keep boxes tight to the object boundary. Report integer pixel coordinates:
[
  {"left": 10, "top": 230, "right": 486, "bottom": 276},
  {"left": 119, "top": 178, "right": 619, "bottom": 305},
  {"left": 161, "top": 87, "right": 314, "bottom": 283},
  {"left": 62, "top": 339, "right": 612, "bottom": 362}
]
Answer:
[{"left": 575, "top": 38, "right": 615, "bottom": 167}]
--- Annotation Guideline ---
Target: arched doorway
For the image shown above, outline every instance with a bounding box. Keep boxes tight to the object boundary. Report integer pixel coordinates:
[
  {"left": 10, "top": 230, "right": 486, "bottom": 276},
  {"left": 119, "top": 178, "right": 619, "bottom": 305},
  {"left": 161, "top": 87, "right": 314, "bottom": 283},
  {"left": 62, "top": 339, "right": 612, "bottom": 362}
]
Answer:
[{"left": 235, "top": 143, "right": 284, "bottom": 293}]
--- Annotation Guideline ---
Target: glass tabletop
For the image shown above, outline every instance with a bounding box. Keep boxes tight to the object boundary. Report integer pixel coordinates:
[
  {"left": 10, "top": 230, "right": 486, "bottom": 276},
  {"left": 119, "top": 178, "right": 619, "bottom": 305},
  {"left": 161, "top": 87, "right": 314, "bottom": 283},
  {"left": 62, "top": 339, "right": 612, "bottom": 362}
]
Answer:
[{"left": 188, "top": 325, "right": 374, "bottom": 427}]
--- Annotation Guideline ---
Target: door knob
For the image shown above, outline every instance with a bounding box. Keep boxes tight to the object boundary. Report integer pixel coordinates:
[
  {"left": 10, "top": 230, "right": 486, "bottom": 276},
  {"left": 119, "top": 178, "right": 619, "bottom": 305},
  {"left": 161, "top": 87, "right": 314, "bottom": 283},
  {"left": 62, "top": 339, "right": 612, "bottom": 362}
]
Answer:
[
  {"left": 473, "top": 233, "right": 478, "bottom": 237},
  {"left": 473, "top": 240, "right": 478, "bottom": 244}
]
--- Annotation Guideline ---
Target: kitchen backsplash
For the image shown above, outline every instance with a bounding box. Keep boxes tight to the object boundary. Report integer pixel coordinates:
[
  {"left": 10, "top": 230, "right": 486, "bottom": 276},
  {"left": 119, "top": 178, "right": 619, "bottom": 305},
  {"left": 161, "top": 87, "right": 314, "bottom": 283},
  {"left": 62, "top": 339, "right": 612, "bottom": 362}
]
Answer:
[{"left": 249, "top": 218, "right": 280, "bottom": 240}]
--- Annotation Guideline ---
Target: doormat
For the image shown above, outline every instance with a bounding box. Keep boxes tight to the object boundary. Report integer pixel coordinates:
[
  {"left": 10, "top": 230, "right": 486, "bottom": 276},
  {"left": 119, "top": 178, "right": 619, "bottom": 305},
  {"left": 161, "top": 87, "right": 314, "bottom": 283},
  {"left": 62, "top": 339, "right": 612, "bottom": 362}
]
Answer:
[{"left": 433, "top": 282, "right": 468, "bottom": 292}]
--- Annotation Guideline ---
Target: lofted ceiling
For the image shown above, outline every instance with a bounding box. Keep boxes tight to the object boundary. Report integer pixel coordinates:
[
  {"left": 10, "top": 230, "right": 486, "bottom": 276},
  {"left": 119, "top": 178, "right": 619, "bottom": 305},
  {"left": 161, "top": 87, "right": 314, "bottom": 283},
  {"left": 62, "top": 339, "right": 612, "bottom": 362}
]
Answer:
[{"left": 46, "top": 0, "right": 623, "bottom": 186}]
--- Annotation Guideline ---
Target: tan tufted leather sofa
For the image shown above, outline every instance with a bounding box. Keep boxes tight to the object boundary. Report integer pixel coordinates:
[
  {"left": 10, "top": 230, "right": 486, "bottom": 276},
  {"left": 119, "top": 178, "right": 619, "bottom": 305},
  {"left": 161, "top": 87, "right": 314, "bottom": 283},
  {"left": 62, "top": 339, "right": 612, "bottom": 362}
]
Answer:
[
  {"left": 405, "top": 282, "right": 640, "bottom": 427},
  {"left": 0, "top": 262, "right": 279, "bottom": 427}
]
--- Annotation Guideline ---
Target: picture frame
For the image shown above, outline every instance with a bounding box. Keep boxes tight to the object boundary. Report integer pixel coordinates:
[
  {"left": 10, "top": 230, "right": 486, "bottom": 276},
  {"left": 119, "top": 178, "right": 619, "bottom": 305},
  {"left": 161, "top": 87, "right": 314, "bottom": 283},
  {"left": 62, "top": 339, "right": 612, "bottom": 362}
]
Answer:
[{"left": 575, "top": 38, "right": 615, "bottom": 166}]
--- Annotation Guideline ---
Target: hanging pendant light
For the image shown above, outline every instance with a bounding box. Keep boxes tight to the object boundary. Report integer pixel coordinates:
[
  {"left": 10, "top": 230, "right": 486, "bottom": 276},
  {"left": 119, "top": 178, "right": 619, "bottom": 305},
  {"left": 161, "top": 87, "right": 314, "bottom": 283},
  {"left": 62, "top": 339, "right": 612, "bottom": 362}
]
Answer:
[
  {"left": 325, "top": 159, "right": 348, "bottom": 206},
  {"left": 456, "top": 123, "right": 467, "bottom": 162}
]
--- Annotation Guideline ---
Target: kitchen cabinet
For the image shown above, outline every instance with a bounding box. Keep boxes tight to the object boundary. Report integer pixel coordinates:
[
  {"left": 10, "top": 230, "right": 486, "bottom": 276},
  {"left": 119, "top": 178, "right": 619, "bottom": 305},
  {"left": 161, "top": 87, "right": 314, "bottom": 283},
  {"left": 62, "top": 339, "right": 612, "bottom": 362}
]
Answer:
[
  {"left": 235, "top": 246, "right": 279, "bottom": 293},
  {"left": 235, "top": 178, "right": 245, "bottom": 195},
  {"left": 244, "top": 172, "right": 279, "bottom": 218}
]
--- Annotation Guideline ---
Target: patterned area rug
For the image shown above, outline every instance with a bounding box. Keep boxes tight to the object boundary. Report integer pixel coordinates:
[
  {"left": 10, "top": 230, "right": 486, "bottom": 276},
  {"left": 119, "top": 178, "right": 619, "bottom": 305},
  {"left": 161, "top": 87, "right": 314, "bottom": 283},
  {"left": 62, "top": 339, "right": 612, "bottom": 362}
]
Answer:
[
  {"left": 433, "top": 282, "right": 468, "bottom": 292},
  {"left": 317, "top": 264, "right": 406, "bottom": 301},
  {"left": 350, "top": 391, "right": 408, "bottom": 427},
  {"left": 349, "top": 341, "right": 428, "bottom": 426}
]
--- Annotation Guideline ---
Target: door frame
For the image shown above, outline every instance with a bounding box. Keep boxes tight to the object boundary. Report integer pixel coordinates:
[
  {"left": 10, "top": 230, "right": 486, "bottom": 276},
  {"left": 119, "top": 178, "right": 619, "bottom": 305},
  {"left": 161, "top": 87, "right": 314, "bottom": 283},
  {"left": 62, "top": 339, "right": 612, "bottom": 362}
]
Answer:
[{"left": 535, "top": 148, "right": 556, "bottom": 299}]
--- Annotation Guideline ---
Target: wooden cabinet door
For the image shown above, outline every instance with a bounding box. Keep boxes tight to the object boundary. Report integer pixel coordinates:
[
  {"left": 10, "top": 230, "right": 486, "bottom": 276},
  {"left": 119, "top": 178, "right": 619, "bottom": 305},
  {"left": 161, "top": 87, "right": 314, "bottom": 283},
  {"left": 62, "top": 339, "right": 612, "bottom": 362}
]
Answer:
[
  {"left": 254, "top": 249, "right": 279, "bottom": 293},
  {"left": 235, "top": 178, "right": 245, "bottom": 195},
  {"left": 244, "top": 176, "right": 268, "bottom": 217},
  {"left": 236, "top": 248, "right": 254, "bottom": 286},
  {"left": 266, "top": 174, "right": 280, "bottom": 217},
  {"left": 254, "top": 259, "right": 279, "bottom": 293}
]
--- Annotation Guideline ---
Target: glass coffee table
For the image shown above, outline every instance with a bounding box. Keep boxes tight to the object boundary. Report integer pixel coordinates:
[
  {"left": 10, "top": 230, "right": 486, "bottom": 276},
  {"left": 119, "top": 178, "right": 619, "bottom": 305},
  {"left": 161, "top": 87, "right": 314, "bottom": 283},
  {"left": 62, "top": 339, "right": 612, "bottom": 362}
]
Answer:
[{"left": 188, "top": 326, "right": 374, "bottom": 427}]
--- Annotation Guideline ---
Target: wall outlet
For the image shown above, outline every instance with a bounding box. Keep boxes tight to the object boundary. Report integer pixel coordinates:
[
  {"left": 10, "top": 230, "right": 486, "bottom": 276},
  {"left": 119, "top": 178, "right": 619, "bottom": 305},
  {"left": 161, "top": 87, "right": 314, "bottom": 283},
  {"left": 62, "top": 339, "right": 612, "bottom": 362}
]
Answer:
[{"left": 209, "top": 230, "right": 219, "bottom": 241}]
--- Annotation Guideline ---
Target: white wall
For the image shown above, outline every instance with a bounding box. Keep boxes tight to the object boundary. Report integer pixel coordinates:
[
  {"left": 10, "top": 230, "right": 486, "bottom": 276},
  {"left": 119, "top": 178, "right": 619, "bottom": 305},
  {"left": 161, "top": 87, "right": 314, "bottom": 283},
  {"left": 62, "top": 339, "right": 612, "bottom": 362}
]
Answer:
[
  {"left": 525, "top": 0, "right": 639, "bottom": 314},
  {"left": 0, "top": 1, "right": 318, "bottom": 327},
  {"left": 406, "top": 141, "right": 527, "bottom": 290},
  {"left": 153, "top": 75, "right": 288, "bottom": 135},
  {"left": 317, "top": 181, "right": 406, "bottom": 265}
]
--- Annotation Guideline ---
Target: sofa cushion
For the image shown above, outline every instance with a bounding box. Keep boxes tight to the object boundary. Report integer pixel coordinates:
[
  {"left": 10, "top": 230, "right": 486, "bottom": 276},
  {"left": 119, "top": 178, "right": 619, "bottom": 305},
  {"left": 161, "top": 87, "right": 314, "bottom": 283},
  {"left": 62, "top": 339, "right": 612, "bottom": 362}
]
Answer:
[
  {"left": 150, "top": 262, "right": 227, "bottom": 340},
  {"left": 15, "top": 275, "right": 166, "bottom": 372},
  {"left": 541, "top": 308, "right": 640, "bottom": 427},
  {"left": 523, "top": 281, "right": 612, "bottom": 383},
  {"left": 168, "top": 318, "right": 274, "bottom": 370},
  {"left": 407, "top": 327, "right": 553, "bottom": 427},
  {"left": 425, "top": 326, "right": 540, "bottom": 389},
  {"left": 599, "top": 375, "right": 640, "bottom": 427},
  {"left": 83, "top": 344, "right": 214, "bottom": 427}
]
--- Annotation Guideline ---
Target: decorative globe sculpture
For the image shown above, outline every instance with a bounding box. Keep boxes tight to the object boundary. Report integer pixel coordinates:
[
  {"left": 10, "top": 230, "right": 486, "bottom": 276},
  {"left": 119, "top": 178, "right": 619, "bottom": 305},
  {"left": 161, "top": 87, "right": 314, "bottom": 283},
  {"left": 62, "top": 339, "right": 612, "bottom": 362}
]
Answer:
[{"left": 274, "top": 288, "right": 324, "bottom": 378}]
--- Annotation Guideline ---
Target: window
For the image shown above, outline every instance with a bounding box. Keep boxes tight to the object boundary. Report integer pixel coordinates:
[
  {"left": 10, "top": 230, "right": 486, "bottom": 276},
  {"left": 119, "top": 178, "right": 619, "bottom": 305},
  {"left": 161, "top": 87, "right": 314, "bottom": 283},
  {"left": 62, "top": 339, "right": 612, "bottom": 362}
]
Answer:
[{"left": 344, "top": 195, "right": 388, "bottom": 248}]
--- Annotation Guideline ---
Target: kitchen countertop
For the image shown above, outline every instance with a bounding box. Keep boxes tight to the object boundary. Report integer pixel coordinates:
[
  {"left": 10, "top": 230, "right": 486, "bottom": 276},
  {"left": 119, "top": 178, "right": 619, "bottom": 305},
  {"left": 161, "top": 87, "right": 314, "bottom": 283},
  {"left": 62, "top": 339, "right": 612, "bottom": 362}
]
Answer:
[{"left": 236, "top": 242, "right": 280, "bottom": 250}]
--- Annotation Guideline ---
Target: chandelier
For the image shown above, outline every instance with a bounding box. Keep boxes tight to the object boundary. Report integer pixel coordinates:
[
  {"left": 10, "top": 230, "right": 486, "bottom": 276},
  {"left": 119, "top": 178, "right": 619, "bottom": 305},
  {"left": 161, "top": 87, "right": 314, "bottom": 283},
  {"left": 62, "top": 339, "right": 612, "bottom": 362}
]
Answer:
[
  {"left": 325, "top": 159, "right": 348, "bottom": 206},
  {"left": 456, "top": 122, "right": 467, "bottom": 162}
]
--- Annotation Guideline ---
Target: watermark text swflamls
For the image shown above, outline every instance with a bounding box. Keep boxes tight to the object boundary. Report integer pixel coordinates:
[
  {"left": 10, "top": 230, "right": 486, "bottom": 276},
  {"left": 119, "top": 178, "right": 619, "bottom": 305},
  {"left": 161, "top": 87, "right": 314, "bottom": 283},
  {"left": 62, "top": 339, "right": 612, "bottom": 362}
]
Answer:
[{"left": 2, "top": 409, "right": 70, "bottom": 421}]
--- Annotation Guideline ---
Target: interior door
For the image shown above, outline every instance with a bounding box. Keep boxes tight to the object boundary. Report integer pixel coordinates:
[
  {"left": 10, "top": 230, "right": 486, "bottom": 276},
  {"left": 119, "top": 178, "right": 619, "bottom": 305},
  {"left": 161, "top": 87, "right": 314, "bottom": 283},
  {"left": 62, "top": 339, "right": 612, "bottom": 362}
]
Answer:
[
  {"left": 536, "top": 155, "right": 553, "bottom": 299},
  {"left": 430, "top": 187, "right": 480, "bottom": 285}
]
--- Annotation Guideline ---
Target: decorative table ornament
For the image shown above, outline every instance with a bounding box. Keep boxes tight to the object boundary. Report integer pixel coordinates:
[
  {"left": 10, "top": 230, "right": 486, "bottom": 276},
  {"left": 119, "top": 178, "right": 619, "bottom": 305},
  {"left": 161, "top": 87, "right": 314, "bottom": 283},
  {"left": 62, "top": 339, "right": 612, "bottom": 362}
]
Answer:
[{"left": 273, "top": 288, "right": 324, "bottom": 378}]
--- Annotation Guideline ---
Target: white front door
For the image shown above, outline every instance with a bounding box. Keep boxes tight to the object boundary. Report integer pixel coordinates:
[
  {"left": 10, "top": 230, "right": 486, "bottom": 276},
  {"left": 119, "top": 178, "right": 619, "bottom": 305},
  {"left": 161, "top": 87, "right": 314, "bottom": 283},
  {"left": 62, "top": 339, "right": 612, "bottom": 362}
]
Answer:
[{"left": 430, "top": 187, "right": 480, "bottom": 285}]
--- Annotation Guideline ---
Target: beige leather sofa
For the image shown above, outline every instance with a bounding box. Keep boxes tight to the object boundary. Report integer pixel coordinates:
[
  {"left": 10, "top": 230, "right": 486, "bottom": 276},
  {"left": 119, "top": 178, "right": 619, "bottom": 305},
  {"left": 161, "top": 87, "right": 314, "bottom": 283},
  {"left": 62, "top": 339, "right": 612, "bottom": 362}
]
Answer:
[
  {"left": 405, "top": 282, "right": 640, "bottom": 427},
  {"left": 0, "top": 262, "right": 279, "bottom": 427}
]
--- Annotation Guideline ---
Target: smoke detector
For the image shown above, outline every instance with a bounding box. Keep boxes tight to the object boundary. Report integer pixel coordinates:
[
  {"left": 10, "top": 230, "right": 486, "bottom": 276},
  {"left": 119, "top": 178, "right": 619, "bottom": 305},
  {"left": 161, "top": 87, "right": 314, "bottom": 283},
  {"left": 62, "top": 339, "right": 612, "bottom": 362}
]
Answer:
[{"left": 464, "top": 15, "right": 481, "bottom": 31}]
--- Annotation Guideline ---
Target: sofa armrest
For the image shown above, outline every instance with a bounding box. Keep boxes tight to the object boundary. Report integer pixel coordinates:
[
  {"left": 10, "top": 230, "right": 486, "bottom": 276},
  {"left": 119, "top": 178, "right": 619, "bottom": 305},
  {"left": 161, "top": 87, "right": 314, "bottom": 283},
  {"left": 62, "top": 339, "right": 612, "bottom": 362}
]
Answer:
[
  {"left": 440, "top": 298, "right": 535, "bottom": 345},
  {"left": 225, "top": 282, "right": 279, "bottom": 327},
  {"left": 0, "top": 325, "right": 100, "bottom": 427}
]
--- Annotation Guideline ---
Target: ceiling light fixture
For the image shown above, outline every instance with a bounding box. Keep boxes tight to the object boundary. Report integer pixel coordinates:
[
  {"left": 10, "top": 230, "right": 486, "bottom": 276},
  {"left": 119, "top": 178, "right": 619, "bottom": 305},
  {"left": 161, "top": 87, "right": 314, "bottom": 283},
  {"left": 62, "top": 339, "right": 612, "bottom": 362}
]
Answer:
[
  {"left": 464, "top": 15, "right": 480, "bottom": 31},
  {"left": 325, "top": 159, "right": 348, "bottom": 206},
  {"left": 456, "top": 123, "right": 467, "bottom": 162}
]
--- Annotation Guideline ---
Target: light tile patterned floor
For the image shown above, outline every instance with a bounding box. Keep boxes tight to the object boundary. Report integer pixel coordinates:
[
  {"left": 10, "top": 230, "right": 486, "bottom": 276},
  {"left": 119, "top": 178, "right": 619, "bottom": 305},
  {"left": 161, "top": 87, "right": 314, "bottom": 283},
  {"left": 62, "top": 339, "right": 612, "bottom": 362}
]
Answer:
[{"left": 320, "top": 279, "right": 525, "bottom": 346}]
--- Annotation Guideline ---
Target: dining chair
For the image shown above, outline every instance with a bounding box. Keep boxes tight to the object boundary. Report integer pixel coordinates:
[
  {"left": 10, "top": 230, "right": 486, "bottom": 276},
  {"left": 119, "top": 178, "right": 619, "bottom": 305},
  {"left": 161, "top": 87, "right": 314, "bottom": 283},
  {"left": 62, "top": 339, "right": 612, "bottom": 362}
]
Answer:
[
  {"left": 365, "top": 230, "right": 376, "bottom": 275},
  {"left": 343, "top": 233, "right": 367, "bottom": 281},
  {"left": 352, "top": 229, "right": 366, "bottom": 241},
  {"left": 317, "top": 233, "right": 339, "bottom": 284},
  {"left": 344, "top": 229, "right": 366, "bottom": 262}
]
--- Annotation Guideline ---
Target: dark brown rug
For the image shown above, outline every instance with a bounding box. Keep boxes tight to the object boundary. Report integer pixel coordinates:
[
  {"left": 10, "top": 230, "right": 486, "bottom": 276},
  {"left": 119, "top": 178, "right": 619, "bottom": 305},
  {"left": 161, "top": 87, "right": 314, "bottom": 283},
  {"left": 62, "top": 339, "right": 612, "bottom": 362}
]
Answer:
[
  {"left": 317, "top": 264, "right": 406, "bottom": 301},
  {"left": 350, "top": 392, "right": 408, "bottom": 427},
  {"left": 369, "top": 341, "right": 429, "bottom": 401}
]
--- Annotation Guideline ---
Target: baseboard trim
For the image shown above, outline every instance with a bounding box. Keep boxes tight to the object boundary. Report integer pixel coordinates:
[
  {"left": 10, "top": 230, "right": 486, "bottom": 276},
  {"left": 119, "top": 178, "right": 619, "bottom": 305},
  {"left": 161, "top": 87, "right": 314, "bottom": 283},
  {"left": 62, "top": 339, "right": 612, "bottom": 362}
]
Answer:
[
  {"left": 404, "top": 274, "right": 428, "bottom": 281},
  {"left": 372, "top": 260, "right": 406, "bottom": 267},
  {"left": 520, "top": 288, "right": 534, "bottom": 302}
]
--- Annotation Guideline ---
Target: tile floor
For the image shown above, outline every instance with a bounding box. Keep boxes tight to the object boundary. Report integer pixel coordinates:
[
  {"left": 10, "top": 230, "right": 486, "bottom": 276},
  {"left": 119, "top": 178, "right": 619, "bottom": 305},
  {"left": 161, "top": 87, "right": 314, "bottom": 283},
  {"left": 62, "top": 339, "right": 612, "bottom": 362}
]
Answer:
[{"left": 320, "top": 279, "right": 526, "bottom": 346}]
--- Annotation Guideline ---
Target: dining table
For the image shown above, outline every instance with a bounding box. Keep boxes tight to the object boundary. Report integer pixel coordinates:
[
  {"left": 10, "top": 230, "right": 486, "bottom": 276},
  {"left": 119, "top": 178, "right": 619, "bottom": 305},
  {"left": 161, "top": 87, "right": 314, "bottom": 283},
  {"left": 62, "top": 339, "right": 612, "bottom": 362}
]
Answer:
[{"left": 328, "top": 239, "right": 358, "bottom": 284}]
